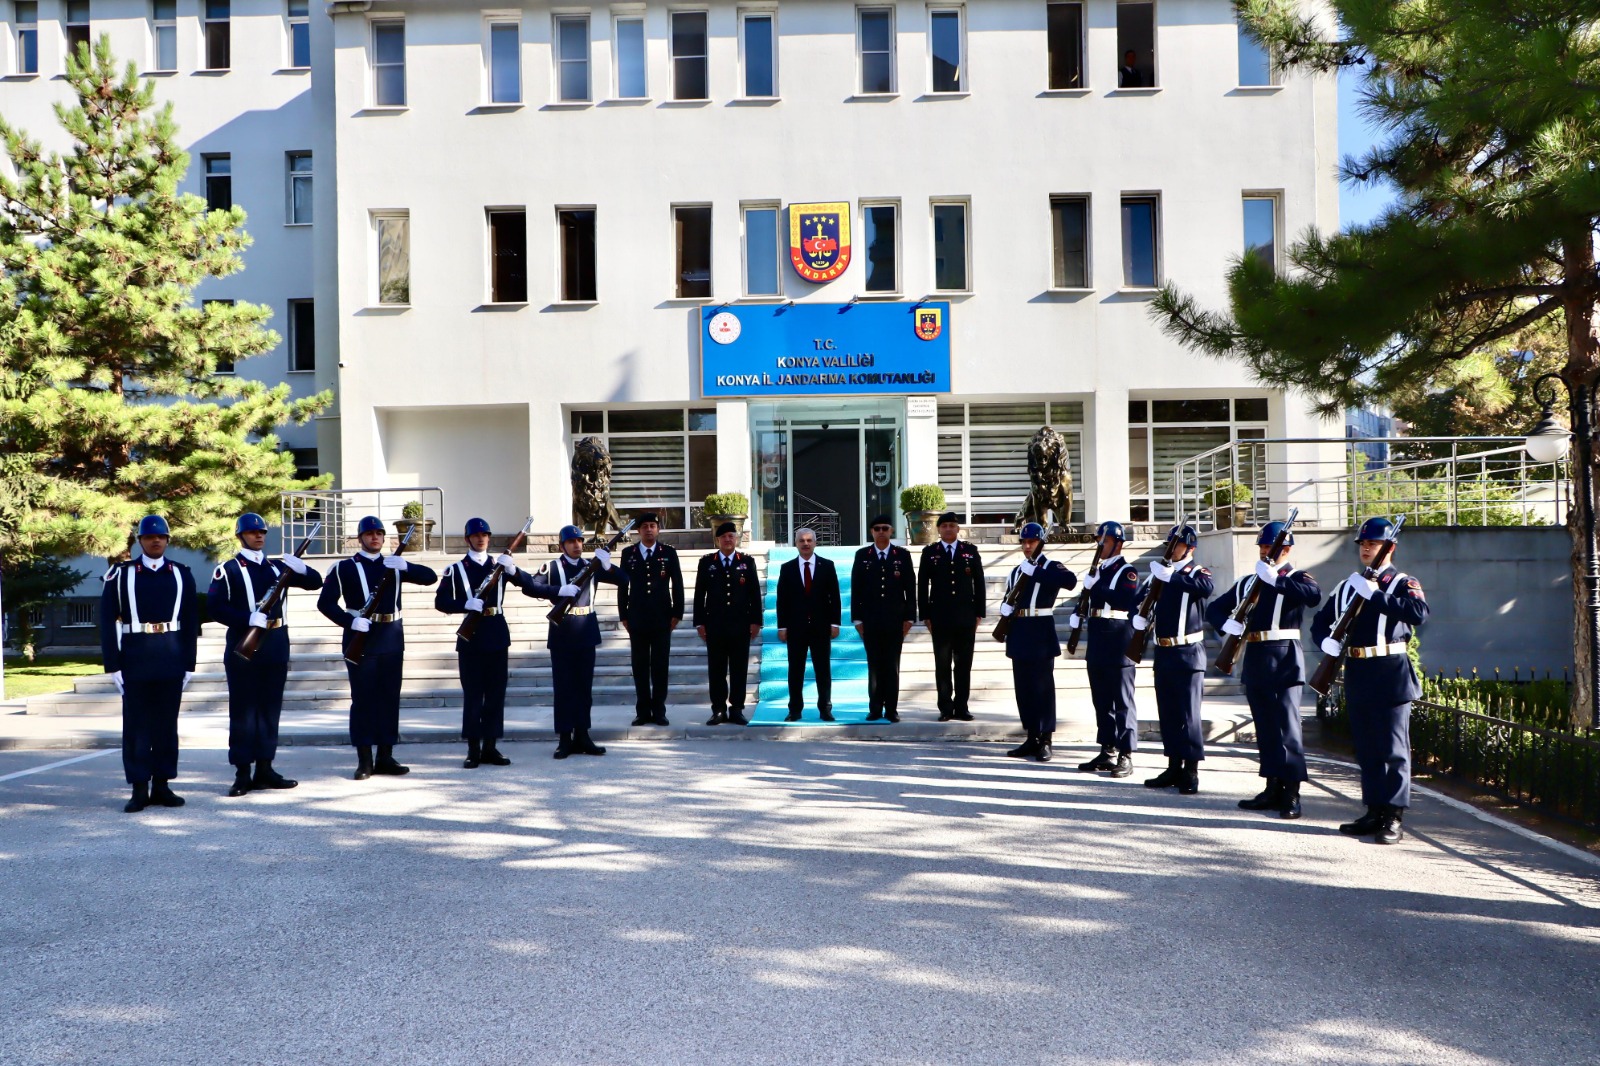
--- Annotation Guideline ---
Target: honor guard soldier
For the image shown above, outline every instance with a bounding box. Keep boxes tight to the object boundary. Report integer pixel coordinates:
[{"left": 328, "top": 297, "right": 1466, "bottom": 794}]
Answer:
[
  {"left": 1311, "top": 517, "right": 1429, "bottom": 844},
  {"left": 434, "top": 517, "right": 536, "bottom": 769},
  {"left": 999, "top": 522, "right": 1077, "bottom": 761},
  {"left": 528, "top": 525, "right": 627, "bottom": 758},
  {"left": 851, "top": 515, "right": 917, "bottom": 723},
  {"left": 1205, "top": 521, "right": 1322, "bottom": 818},
  {"left": 1069, "top": 521, "right": 1143, "bottom": 777},
  {"left": 317, "top": 515, "right": 438, "bottom": 780},
  {"left": 775, "top": 527, "right": 842, "bottom": 722},
  {"left": 918, "top": 511, "right": 986, "bottom": 721},
  {"left": 1134, "top": 525, "right": 1213, "bottom": 794},
  {"left": 616, "top": 513, "right": 685, "bottom": 727},
  {"left": 693, "top": 521, "right": 764, "bottom": 725},
  {"left": 100, "top": 515, "right": 199, "bottom": 813},
  {"left": 206, "top": 512, "right": 322, "bottom": 797}
]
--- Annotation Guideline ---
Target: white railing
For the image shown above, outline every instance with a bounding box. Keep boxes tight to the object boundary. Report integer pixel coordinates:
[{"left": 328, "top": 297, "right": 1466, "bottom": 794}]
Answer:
[{"left": 281, "top": 487, "right": 447, "bottom": 555}]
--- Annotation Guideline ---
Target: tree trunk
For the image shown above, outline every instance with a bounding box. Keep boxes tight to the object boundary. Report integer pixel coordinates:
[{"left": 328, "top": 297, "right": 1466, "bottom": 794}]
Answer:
[{"left": 1562, "top": 232, "right": 1600, "bottom": 730}]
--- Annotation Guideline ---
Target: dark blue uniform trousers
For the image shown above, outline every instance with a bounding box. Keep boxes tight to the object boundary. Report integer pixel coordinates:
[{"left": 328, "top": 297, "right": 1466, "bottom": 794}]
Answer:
[
  {"left": 551, "top": 644, "right": 596, "bottom": 733},
  {"left": 1088, "top": 661, "right": 1138, "bottom": 753},
  {"left": 1245, "top": 683, "right": 1306, "bottom": 782},
  {"left": 1011, "top": 658, "right": 1057, "bottom": 734},
  {"left": 225, "top": 657, "right": 289, "bottom": 766},
  {"left": 346, "top": 652, "right": 404, "bottom": 747},
  {"left": 122, "top": 679, "right": 182, "bottom": 784},
  {"left": 458, "top": 647, "right": 509, "bottom": 741},
  {"left": 1152, "top": 649, "right": 1205, "bottom": 762},
  {"left": 1347, "top": 694, "right": 1412, "bottom": 808}
]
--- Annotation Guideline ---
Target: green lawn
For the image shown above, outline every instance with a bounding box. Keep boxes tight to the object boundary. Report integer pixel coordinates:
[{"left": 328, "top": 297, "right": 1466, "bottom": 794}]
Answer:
[{"left": 3, "top": 653, "right": 103, "bottom": 700}]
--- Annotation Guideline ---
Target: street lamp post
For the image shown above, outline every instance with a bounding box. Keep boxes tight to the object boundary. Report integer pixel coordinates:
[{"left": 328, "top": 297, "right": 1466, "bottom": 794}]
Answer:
[{"left": 1526, "top": 372, "right": 1598, "bottom": 728}]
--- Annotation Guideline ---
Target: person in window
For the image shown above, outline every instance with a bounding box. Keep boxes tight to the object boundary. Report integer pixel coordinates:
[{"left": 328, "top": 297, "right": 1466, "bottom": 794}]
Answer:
[{"left": 1119, "top": 49, "right": 1143, "bottom": 87}]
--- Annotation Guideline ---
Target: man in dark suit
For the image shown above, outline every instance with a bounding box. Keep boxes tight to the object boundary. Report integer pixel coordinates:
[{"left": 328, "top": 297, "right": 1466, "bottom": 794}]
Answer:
[
  {"left": 693, "top": 521, "right": 764, "bottom": 725},
  {"left": 918, "top": 511, "right": 985, "bottom": 721},
  {"left": 775, "top": 527, "right": 841, "bottom": 722},
  {"left": 616, "top": 512, "right": 684, "bottom": 727},
  {"left": 850, "top": 515, "right": 917, "bottom": 723}
]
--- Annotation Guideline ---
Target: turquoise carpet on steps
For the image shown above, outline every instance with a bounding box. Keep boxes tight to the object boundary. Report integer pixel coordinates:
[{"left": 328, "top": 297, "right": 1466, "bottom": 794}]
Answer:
[{"left": 750, "top": 546, "right": 880, "bottom": 726}]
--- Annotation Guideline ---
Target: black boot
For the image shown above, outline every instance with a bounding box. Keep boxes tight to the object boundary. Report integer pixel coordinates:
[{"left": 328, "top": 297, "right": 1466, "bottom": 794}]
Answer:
[
  {"left": 1339, "top": 805, "right": 1383, "bottom": 836},
  {"left": 1374, "top": 805, "right": 1405, "bottom": 844},
  {"left": 554, "top": 731, "right": 574, "bottom": 759},
  {"left": 1278, "top": 779, "right": 1303, "bottom": 820},
  {"left": 1078, "top": 747, "right": 1116, "bottom": 773},
  {"left": 1034, "top": 732, "right": 1054, "bottom": 763},
  {"left": 575, "top": 729, "right": 607, "bottom": 756},
  {"left": 354, "top": 745, "right": 374, "bottom": 781},
  {"left": 227, "top": 766, "right": 253, "bottom": 798},
  {"left": 464, "top": 738, "right": 481, "bottom": 769},
  {"left": 1007, "top": 732, "right": 1040, "bottom": 759},
  {"left": 1109, "top": 752, "right": 1134, "bottom": 778},
  {"left": 1177, "top": 760, "right": 1200, "bottom": 795},
  {"left": 373, "top": 745, "right": 409, "bottom": 775},
  {"left": 124, "top": 781, "right": 150, "bottom": 813},
  {"left": 1239, "top": 777, "right": 1283, "bottom": 811},
  {"left": 480, "top": 742, "right": 511, "bottom": 766},
  {"left": 253, "top": 760, "right": 297, "bottom": 790},
  {"left": 149, "top": 778, "right": 185, "bottom": 807},
  {"left": 1144, "top": 757, "right": 1183, "bottom": 789}
]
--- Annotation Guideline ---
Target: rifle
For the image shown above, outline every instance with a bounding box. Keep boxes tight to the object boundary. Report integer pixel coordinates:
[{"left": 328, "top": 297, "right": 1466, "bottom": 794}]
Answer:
[
  {"left": 1214, "top": 507, "right": 1300, "bottom": 676},
  {"left": 991, "top": 546, "right": 1045, "bottom": 643},
  {"left": 1065, "top": 539, "right": 1110, "bottom": 657},
  {"left": 234, "top": 523, "right": 322, "bottom": 662},
  {"left": 546, "top": 519, "right": 636, "bottom": 626},
  {"left": 1124, "top": 528, "right": 1183, "bottom": 664},
  {"left": 343, "top": 523, "right": 419, "bottom": 666},
  {"left": 456, "top": 516, "right": 535, "bottom": 642},
  {"left": 1307, "top": 514, "right": 1407, "bottom": 696}
]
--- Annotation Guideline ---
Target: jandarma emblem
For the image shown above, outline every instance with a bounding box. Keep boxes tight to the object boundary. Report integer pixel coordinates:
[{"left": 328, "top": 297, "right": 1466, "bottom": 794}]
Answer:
[
  {"left": 914, "top": 307, "right": 943, "bottom": 341},
  {"left": 788, "top": 202, "right": 851, "bottom": 282}
]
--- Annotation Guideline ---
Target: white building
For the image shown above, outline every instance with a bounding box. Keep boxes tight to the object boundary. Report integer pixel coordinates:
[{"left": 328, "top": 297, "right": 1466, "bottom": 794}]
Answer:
[{"left": 2, "top": 0, "right": 1340, "bottom": 544}]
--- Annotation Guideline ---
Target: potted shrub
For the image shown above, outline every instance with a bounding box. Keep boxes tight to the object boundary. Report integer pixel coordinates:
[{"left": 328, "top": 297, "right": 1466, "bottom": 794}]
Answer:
[
  {"left": 392, "top": 499, "right": 434, "bottom": 541},
  {"left": 900, "top": 484, "right": 947, "bottom": 546},
  {"left": 1202, "top": 480, "right": 1253, "bottom": 530},
  {"left": 703, "top": 492, "right": 750, "bottom": 541}
]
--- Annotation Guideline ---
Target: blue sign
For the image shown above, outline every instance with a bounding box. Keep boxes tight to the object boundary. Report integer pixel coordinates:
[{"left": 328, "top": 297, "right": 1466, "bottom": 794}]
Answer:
[{"left": 701, "top": 302, "right": 952, "bottom": 397}]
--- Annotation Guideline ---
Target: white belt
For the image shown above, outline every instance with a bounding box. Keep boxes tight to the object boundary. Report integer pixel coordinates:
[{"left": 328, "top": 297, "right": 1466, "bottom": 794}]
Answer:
[
  {"left": 1011, "top": 608, "right": 1052, "bottom": 618},
  {"left": 1155, "top": 633, "right": 1204, "bottom": 647},
  {"left": 1087, "top": 609, "right": 1127, "bottom": 620},
  {"left": 121, "top": 621, "right": 182, "bottom": 635},
  {"left": 1246, "top": 629, "right": 1299, "bottom": 642},
  {"left": 1346, "top": 641, "right": 1409, "bottom": 659}
]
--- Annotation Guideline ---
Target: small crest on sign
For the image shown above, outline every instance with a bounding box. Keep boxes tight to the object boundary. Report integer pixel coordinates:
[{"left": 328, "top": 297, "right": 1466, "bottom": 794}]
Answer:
[{"left": 914, "top": 307, "right": 943, "bottom": 341}]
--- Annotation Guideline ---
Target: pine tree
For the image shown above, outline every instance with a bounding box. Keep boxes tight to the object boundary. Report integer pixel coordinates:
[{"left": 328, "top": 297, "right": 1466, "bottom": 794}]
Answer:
[{"left": 0, "top": 38, "right": 331, "bottom": 565}]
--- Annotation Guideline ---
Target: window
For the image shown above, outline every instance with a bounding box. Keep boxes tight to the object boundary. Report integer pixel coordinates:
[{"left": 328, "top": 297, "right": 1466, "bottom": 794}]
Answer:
[
  {"left": 1050, "top": 195, "right": 1089, "bottom": 289},
  {"left": 742, "top": 203, "right": 781, "bottom": 298},
  {"left": 931, "top": 200, "right": 969, "bottom": 292},
  {"left": 287, "top": 299, "right": 314, "bottom": 372},
  {"left": 14, "top": 1, "right": 37, "bottom": 74},
  {"left": 372, "top": 20, "right": 405, "bottom": 106},
  {"left": 289, "top": 447, "right": 318, "bottom": 480},
  {"left": 674, "top": 204, "right": 712, "bottom": 299},
  {"left": 203, "top": 0, "right": 230, "bottom": 71},
  {"left": 1116, "top": 1, "right": 1154, "bottom": 88},
  {"left": 64, "top": 0, "right": 89, "bottom": 60},
  {"left": 287, "top": 0, "right": 309, "bottom": 68},
  {"left": 1127, "top": 397, "right": 1269, "bottom": 522},
  {"left": 862, "top": 200, "right": 898, "bottom": 294},
  {"left": 203, "top": 154, "right": 231, "bottom": 211},
  {"left": 566, "top": 407, "right": 718, "bottom": 530},
  {"left": 558, "top": 208, "right": 597, "bottom": 302},
  {"left": 1120, "top": 195, "right": 1158, "bottom": 287},
  {"left": 1243, "top": 194, "right": 1278, "bottom": 272},
  {"left": 936, "top": 401, "right": 1085, "bottom": 525},
  {"left": 928, "top": 8, "right": 962, "bottom": 92},
  {"left": 555, "top": 15, "right": 589, "bottom": 102},
  {"left": 857, "top": 8, "right": 894, "bottom": 94},
  {"left": 614, "top": 16, "right": 646, "bottom": 97},
  {"left": 1237, "top": 18, "right": 1276, "bottom": 86},
  {"left": 151, "top": 0, "right": 175, "bottom": 70},
  {"left": 488, "top": 208, "right": 528, "bottom": 303},
  {"left": 670, "top": 11, "right": 708, "bottom": 101},
  {"left": 1046, "top": 2, "right": 1083, "bottom": 89},
  {"left": 287, "top": 151, "right": 312, "bottom": 224},
  {"left": 488, "top": 20, "right": 520, "bottom": 103},
  {"left": 373, "top": 211, "right": 410, "bottom": 305},
  {"left": 740, "top": 11, "right": 775, "bottom": 98},
  {"left": 204, "top": 300, "right": 235, "bottom": 373}
]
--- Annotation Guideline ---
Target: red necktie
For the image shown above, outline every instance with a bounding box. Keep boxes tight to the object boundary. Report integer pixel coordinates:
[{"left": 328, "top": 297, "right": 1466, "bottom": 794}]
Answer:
[{"left": 803, "top": 560, "right": 812, "bottom": 593}]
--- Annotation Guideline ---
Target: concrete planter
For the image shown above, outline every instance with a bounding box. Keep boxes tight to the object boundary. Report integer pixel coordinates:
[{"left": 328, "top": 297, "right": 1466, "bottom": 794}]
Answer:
[{"left": 1212, "top": 504, "right": 1251, "bottom": 530}]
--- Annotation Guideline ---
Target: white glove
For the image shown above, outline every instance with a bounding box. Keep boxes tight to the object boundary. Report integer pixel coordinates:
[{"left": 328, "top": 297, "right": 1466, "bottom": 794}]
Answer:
[
  {"left": 558, "top": 583, "right": 581, "bottom": 598},
  {"left": 495, "top": 553, "right": 517, "bottom": 575},
  {"left": 1321, "top": 637, "right": 1343, "bottom": 657},
  {"left": 1131, "top": 614, "right": 1149, "bottom": 631},
  {"left": 350, "top": 616, "right": 372, "bottom": 633},
  {"left": 181, "top": 671, "right": 193, "bottom": 691},
  {"left": 999, "top": 603, "right": 1015, "bottom": 617},
  {"left": 1348, "top": 573, "right": 1378, "bottom": 599},
  {"left": 1019, "top": 560, "right": 1037, "bottom": 576},
  {"left": 248, "top": 611, "right": 269, "bottom": 629},
  {"left": 1254, "top": 560, "right": 1279, "bottom": 586},
  {"left": 465, "top": 597, "right": 485, "bottom": 613},
  {"left": 1148, "top": 560, "right": 1173, "bottom": 582},
  {"left": 110, "top": 670, "right": 124, "bottom": 694},
  {"left": 1067, "top": 613, "right": 1082, "bottom": 629},
  {"left": 1222, "top": 618, "right": 1246, "bottom": 637},
  {"left": 594, "top": 547, "right": 612, "bottom": 570},
  {"left": 1082, "top": 569, "right": 1100, "bottom": 590},
  {"left": 383, "top": 555, "right": 409, "bottom": 571},
  {"left": 279, "top": 554, "right": 308, "bottom": 575}
]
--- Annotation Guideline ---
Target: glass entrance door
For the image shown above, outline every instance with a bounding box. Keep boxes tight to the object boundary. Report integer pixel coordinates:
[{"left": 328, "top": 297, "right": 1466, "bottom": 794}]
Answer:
[{"left": 749, "top": 399, "right": 905, "bottom": 545}]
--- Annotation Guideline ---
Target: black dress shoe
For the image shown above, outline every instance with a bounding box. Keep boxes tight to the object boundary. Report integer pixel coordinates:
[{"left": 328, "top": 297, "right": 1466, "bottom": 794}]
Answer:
[
  {"left": 124, "top": 781, "right": 150, "bottom": 813},
  {"left": 784, "top": 710, "right": 802, "bottom": 722},
  {"left": 252, "top": 762, "right": 297, "bottom": 790},
  {"left": 1108, "top": 754, "right": 1134, "bottom": 779},
  {"left": 554, "top": 731, "right": 574, "bottom": 759},
  {"left": 819, "top": 710, "right": 835, "bottom": 722},
  {"left": 1144, "top": 759, "right": 1183, "bottom": 789},
  {"left": 1034, "top": 734, "right": 1053, "bottom": 763},
  {"left": 480, "top": 745, "right": 511, "bottom": 766},
  {"left": 1078, "top": 748, "right": 1116, "bottom": 773},
  {"left": 373, "top": 747, "right": 410, "bottom": 776},
  {"left": 650, "top": 714, "right": 670, "bottom": 726},
  {"left": 354, "top": 746, "right": 374, "bottom": 781},
  {"left": 574, "top": 729, "right": 607, "bottom": 756},
  {"left": 726, "top": 710, "right": 749, "bottom": 726},
  {"left": 227, "top": 768, "right": 253, "bottom": 797},
  {"left": 463, "top": 751, "right": 481, "bottom": 769},
  {"left": 1339, "top": 806, "right": 1383, "bottom": 836},
  {"left": 938, "top": 710, "right": 954, "bottom": 722},
  {"left": 1375, "top": 806, "right": 1405, "bottom": 844},
  {"left": 1239, "top": 778, "right": 1284, "bottom": 811},
  {"left": 1177, "top": 762, "right": 1200, "bottom": 795},
  {"left": 631, "top": 713, "right": 652, "bottom": 727},
  {"left": 149, "top": 780, "right": 185, "bottom": 807},
  {"left": 1278, "top": 782, "right": 1303, "bottom": 820},
  {"left": 885, "top": 709, "right": 900, "bottom": 723},
  {"left": 953, "top": 710, "right": 975, "bottom": 722},
  {"left": 1007, "top": 733, "right": 1040, "bottom": 758},
  {"left": 866, "top": 710, "right": 884, "bottom": 722},
  {"left": 706, "top": 711, "right": 727, "bottom": 726}
]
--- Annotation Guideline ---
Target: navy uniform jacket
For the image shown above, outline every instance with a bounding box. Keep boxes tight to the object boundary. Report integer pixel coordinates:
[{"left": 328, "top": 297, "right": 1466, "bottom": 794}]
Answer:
[
  {"left": 1002, "top": 556, "right": 1077, "bottom": 659},
  {"left": 1144, "top": 560, "right": 1214, "bottom": 669},
  {"left": 775, "top": 555, "right": 842, "bottom": 635},
  {"left": 851, "top": 545, "right": 917, "bottom": 626},
  {"left": 918, "top": 539, "right": 986, "bottom": 624},
  {"left": 693, "top": 551, "right": 763, "bottom": 633},
  {"left": 100, "top": 557, "right": 200, "bottom": 681},
  {"left": 207, "top": 553, "right": 323, "bottom": 664},
  {"left": 615, "top": 543, "right": 685, "bottom": 628},
  {"left": 527, "top": 554, "right": 626, "bottom": 649},
  {"left": 1083, "top": 556, "right": 1142, "bottom": 666},
  {"left": 316, "top": 553, "right": 439, "bottom": 657},
  {"left": 1205, "top": 564, "right": 1321, "bottom": 688},
  {"left": 1311, "top": 566, "right": 1429, "bottom": 702},
  {"left": 433, "top": 554, "right": 539, "bottom": 652}
]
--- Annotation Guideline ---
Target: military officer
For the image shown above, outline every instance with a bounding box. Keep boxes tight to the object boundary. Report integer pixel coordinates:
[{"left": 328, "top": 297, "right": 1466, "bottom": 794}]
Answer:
[
  {"left": 317, "top": 515, "right": 438, "bottom": 780},
  {"left": 615, "top": 512, "right": 684, "bottom": 727},
  {"left": 527, "top": 524, "right": 627, "bottom": 758},
  {"left": 918, "top": 511, "right": 986, "bottom": 722},
  {"left": 100, "top": 515, "right": 199, "bottom": 813},
  {"left": 1070, "top": 521, "right": 1143, "bottom": 777},
  {"left": 1204, "top": 521, "right": 1322, "bottom": 819},
  {"left": 434, "top": 517, "right": 536, "bottom": 769},
  {"left": 851, "top": 515, "right": 917, "bottom": 723},
  {"left": 1134, "top": 524, "right": 1213, "bottom": 795},
  {"left": 693, "top": 522, "right": 764, "bottom": 725},
  {"left": 1311, "top": 517, "right": 1429, "bottom": 844},
  {"left": 999, "top": 522, "right": 1077, "bottom": 761},
  {"left": 206, "top": 512, "right": 322, "bottom": 797}
]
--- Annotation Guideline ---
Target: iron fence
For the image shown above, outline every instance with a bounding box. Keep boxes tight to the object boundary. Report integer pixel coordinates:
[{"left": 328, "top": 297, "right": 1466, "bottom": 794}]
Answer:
[{"left": 280, "top": 487, "right": 446, "bottom": 555}]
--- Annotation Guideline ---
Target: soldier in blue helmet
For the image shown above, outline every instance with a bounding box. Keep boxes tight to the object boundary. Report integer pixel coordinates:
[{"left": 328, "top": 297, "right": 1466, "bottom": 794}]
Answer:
[
  {"left": 207, "top": 512, "right": 323, "bottom": 797},
  {"left": 100, "top": 515, "right": 200, "bottom": 813},
  {"left": 999, "top": 521, "right": 1077, "bottom": 761},
  {"left": 527, "top": 524, "right": 628, "bottom": 758},
  {"left": 1070, "top": 520, "right": 1143, "bottom": 777},
  {"left": 317, "top": 515, "right": 438, "bottom": 780},
  {"left": 1311, "top": 517, "right": 1429, "bottom": 844},
  {"left": 1135, "top": 524, "right": 1214, "bottom": 794},
  {"left": 1205, "top": 520, "right": 1322, "bottom": 818},
  {"left": 435, "top": 517, "right": 538, "bottom": 768}
]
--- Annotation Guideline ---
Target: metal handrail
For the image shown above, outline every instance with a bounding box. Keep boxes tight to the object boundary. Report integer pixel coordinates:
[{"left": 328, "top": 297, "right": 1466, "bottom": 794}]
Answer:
[{"left": 280, "top": 487, "right": 447, "bottom": 555}]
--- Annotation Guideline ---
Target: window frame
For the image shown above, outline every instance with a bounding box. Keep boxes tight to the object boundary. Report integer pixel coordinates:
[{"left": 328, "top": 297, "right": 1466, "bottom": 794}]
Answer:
[
  {"left": 1235, "top": 17, "right": 1279, "bottom": 88},
  {"left": 370, "top": 209, "right": 412, "bottom": 308},
  {"left": 369, "top": 17, "right": 406, "bottom": 108},
  {"left": 286, "top": 298, "right": 315, "bottom": 373},
  {"left": 149, "top": 0, "right": 176, "bottom": 72},
  {"left": 672, "top": 202, "right": 714, "bottom": 301},
  {"left": 202, "top": 153, "right": 231, "bottom": 212},
  {"left": 553, "top": 13, "right": 591, "bottom": 104},
  {"left": 14, "top": 0, "right": 38, "bottom": 75},
  {"left": 486, "top": 206, "right": 530, "bottom": 305},
  {"left": 737, "top": 7, "right": 777, "bottom": 100},
  {"left": 936, "top": 401, "right": 1087, "bottom": 527},
  {"left": 612, "top": 13, "right": 647, "bottom": 99},
  {"left": 557, "top": 205, "right": 599, "bottom": 304},
  {"left": 669, "top": 10, "right": 710, "bottom": 102},
  {"left": 64, "top": 0, "right": 90, "bottom": 63},
  {"left": 740, "top": 200, "right": 783, "bottom": 300},
  {"left": 286, "top": 150, "right": 312, "bottom": 226},
  {"left": 1044, "top": 0, "right": 1085, "bottom": 92},
  {"left": 930, "top": 197, "right": 972, "bottom": 294},
  {"left": 855, "top": 6, "right": 896, "bottom": 96},
  {"left": 1114, "top": 0, "right": 1158, "bottom": 91},
  {"left": 1048, "top": 193, "right": 1091, "bottom": 291},
  {"left": 1119, "top": 192, "right": 1161, "bottom": 290},
  {"left": 484, "top": 17, "right": 522, "bottom": 105},
  {"left": 565, "top": 406, "right": 720, "bottom": 531},
  {"left": 859, "top": 198, "right": 901, "bottom": 297},
  {"left": 1242, "top": 191, "right": 1283, "bottom": 274},
  {"left": 926, "top": 6, "right": 965, "bottom": 95},
  {"left": 202, "top": 0, "right": 230, "bottom": 72},
  {"left": 1126, "top": 396, "right": 1271, "bottom": 523},
  {"left": 286, "top": 0, "right": 310, "bottom": 69}
]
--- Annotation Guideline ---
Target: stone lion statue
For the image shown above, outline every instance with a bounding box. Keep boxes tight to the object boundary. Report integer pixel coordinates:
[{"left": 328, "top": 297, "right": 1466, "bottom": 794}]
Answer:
[
  {"left": 1013, "top": 427, "right": 1074, "bottom": 536},
  {"left": 571, "top": 436, "right": 622, "bottom": 543}
]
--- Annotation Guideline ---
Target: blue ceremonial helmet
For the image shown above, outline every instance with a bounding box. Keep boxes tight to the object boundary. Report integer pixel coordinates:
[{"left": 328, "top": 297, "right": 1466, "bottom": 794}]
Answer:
[
  {"left": 464, "top": 517, "right": 492, "bottom": 537},
  {"left": 235, "top": 512, "right": 268, "bottom": 536},
  {"left": 1257, "top": 521, "right": 1295, "bottom": 547},
  {"left": 1355, "top": 516, "right": 1397, "bottom": 543},
  {"left": 1095, "top": 520, "right": 1126, "bottom": 542},
  {"left": 1019, "top": 522, "right": 1046, "bottom": 541},
  {"left": 357, "top": 515, "right": 385, "bottom": 535},
  {"left": 558, "top": 524, "right": 584, "bottom": 544},
  {"left": 1167, "top": 524, "right": 1199, "bottom": 547},
  {"left": 137, "top": 515, "right": 170, "bottom": 538}
]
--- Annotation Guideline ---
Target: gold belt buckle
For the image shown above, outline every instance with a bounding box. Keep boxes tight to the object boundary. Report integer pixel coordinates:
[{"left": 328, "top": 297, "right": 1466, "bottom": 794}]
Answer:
[{"left": 147, "top": 622, "right": 169, "bottom": 634}]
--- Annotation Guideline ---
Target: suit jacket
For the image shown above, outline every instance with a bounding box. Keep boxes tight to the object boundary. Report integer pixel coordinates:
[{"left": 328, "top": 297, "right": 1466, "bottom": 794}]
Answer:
[
  {"left": 776, "top": 555, "right": 841, "bottom": 636},
  {"left": 918, "top": 539, "right": 986, "bottom": 624},
  {"left": 433, "top": 554, "right": 539, "bottom": 652},
  {"left": 100, "top": 557, "right": 200, "bottom": 681},
  {"left": 615, "top": 542, "right": 685, "bottom": 628},
  {"left": 207, "top": 553, "right": 323, "bottom": 664},
  {"left": 850, "top": 544, "right": 917, "bottom": 626},
  {"left": 693, "top": 551, "right": 764, "bottom": 632}
]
